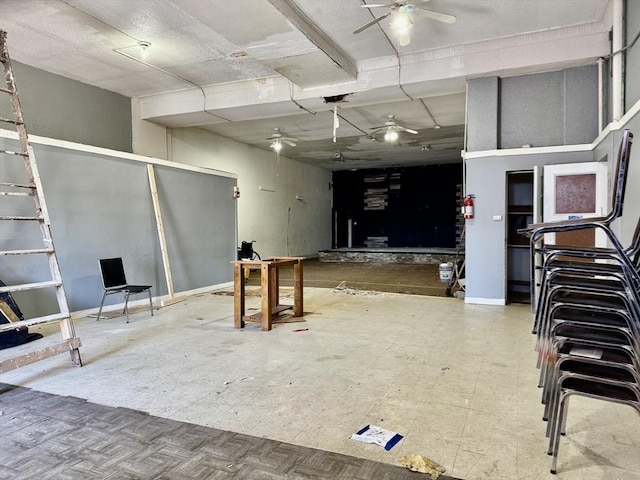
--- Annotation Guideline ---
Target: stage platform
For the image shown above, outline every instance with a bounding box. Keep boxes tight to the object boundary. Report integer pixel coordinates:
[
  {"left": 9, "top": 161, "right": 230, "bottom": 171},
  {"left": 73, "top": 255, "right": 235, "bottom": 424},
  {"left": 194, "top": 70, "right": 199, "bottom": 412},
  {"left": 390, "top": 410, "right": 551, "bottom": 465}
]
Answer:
[{"left": 318, "top": 247, "right": 462, "bottom": 265}]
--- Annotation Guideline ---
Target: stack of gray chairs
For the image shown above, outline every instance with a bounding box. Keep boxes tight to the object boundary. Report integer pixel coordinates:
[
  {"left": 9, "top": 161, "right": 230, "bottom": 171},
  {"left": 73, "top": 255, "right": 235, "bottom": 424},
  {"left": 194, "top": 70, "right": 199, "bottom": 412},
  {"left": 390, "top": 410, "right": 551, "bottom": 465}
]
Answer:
[{"left": 522, "top": 129, "right": 640, "bottom": 474}]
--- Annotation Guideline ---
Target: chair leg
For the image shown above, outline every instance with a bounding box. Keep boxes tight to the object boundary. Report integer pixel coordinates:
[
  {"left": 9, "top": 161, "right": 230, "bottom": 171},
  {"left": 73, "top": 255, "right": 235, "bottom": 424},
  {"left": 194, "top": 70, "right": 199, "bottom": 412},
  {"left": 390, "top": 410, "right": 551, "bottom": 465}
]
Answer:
[
  {"left": 550, "top": 393, "right": 569, "bottom": 474},
  {"left": 96, "top": 291, "right": 108, "bottom": 321},
  {"left": 123, "top": 292, "right": 130, "bottom": 323},
  {"left": 148, "top": 289, "right": 153, "bottom": 316}
]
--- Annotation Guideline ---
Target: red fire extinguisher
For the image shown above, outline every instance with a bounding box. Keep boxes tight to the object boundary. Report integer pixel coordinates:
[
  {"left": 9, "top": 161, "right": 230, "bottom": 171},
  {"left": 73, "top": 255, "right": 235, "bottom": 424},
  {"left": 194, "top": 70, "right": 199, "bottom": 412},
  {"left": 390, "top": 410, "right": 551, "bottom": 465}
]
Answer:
[{"left": 463, "top": 195, "right": 474, "bottom": 219}]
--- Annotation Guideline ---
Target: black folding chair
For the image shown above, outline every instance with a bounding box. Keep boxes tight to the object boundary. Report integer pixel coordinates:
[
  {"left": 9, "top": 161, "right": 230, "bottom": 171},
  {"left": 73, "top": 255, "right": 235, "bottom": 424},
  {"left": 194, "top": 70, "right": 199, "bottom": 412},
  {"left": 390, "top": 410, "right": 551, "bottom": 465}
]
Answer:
[{"left": 96, "top": 257, "right": 153, "bottom": 323}]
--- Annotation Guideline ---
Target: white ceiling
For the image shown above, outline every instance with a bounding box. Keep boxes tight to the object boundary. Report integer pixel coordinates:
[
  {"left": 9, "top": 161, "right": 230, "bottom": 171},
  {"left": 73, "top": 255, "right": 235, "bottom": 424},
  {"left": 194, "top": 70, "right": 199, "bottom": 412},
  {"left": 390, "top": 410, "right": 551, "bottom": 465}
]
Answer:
[{"left": 1, "top": 0, "right": 612, "bottom": 169}]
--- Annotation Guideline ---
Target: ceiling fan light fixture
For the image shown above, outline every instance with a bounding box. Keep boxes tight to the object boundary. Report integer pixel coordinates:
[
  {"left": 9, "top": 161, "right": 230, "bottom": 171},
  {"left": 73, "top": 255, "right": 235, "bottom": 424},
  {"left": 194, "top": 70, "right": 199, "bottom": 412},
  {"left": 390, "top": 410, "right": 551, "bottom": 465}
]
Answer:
[
  {"left": 270, "top": 140, "right": 283, "bottom": 152},
  {"left": 390, "top": 9, "right": 413, "bottom": 46},
  {"left": 384, "top": 129, "right": 399, "bottom": 142},
  {"left": 138, "top": 40, "right": 151, "bottom": 59}
]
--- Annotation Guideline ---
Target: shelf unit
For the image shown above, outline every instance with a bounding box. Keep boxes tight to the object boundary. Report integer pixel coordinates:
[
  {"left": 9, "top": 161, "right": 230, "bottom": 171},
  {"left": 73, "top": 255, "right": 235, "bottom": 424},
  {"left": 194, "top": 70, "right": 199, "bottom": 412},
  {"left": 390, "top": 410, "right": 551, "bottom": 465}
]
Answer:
[{"left": 506, "top": 171, "right": 534, "bottom": 303}]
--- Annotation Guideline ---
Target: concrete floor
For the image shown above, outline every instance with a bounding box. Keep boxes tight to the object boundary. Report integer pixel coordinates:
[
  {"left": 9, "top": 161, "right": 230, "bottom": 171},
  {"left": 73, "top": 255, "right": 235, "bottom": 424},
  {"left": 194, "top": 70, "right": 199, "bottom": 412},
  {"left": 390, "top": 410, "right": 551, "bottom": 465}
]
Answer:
[{"left": 2, "top": 287, "right": 639, "bottom": 480}]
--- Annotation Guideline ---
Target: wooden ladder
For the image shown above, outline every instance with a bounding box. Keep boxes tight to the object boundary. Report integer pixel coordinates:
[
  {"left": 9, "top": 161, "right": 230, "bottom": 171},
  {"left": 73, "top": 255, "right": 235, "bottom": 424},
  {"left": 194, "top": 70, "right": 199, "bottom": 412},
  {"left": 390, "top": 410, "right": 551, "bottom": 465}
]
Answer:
[{"left": 0, "top": 29, "right": 82, "bottom": 373}]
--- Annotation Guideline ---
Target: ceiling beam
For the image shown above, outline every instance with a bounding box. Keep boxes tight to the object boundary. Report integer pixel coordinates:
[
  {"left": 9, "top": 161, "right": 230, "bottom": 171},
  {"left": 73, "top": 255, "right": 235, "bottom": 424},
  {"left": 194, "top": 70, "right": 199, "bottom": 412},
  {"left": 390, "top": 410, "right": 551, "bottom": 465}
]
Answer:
[{"left": 267, "top": 0, "right": 357, "bottom": 80}]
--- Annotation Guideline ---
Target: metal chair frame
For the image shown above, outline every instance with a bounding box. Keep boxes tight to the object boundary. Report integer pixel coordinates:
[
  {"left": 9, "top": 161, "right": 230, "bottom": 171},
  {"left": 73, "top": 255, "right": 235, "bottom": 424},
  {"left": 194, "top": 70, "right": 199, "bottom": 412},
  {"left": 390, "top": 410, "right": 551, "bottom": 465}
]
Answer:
[{"left": 96, "top": 257, "right": 153, "bottom": 323}]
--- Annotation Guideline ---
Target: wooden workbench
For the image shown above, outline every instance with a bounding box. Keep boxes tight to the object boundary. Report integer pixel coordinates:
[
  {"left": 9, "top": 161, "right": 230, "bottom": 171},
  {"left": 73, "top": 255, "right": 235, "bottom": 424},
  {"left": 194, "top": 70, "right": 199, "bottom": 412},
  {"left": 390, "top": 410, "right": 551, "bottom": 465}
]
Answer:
[{"left": 233, "top": 257, "right": 304, "bottom": 331}]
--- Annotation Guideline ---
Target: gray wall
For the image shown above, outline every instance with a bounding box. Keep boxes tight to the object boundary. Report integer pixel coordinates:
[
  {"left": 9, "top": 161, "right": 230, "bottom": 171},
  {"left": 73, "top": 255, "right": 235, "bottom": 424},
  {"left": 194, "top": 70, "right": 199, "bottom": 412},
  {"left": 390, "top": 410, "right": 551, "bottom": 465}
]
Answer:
[
  {"left": 1, "top": 62, "right": 132, "bottom": 153},
  {"left": 466, "top": 77, "right": 499, "bottom": 151},
  {"left": 0, "top": 136, "right": 236, "bottom": 318},
  {"left": 625, "top": 0, "right": 640, "bottom": 112},
  {"left": 465, "top": 149, "right": 597, "bottom": 302},
  {"left": 467, "top": 65, "right": 599, "bottom": 151}
]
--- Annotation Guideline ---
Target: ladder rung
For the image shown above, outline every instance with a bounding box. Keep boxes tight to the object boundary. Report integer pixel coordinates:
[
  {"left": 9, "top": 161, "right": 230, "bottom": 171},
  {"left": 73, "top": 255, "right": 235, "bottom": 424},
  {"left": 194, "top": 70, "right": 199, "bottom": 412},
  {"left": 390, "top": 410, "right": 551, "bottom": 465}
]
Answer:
[
  {"left": 0, "top": 313, "right": 70, "bottom": 333},
  {"left": 0, "top": 182, "right": 34, "bottom": 188},
  {"left": 0, "top": 191, "right": 33, "bottom": 196},
  {"left": 0, "top": 149, "right": 28, "bottom": 156},
  {"left": 0, "top": 116, "right": 21, "bottom": 125},
  {"left": 0, "top": 280, "right": 62, "bottom": 293},
  {"left": 0, "top": 337, "right": 81, "bottom": 373},
  {"left": 0, "top": 248, "right": 54, "bottom": 255},
  {"left": 0, "top": 215, "right": 43, "bottom": 221}
]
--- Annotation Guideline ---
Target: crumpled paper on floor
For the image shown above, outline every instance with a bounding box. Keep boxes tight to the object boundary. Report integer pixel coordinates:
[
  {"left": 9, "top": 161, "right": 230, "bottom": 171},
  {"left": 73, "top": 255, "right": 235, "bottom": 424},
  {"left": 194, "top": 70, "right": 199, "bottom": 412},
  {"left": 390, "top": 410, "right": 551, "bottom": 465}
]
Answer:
[
  {"left": 350, "top": 424, "right": 403, "bottom": 451},
  {"left": 399, "top": 454, "right": 446, "bottom": 479}
]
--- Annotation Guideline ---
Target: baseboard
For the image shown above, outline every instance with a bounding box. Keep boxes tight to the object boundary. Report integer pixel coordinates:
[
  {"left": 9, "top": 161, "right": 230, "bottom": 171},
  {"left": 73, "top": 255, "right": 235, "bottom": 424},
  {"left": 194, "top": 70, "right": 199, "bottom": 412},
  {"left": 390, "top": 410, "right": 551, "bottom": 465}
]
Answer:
[
  {"left": 464, "top": 297, "right": 506, "bottom": 306},
  {"left": 71, "top": 280, "right": 235, "bottom": 319}
]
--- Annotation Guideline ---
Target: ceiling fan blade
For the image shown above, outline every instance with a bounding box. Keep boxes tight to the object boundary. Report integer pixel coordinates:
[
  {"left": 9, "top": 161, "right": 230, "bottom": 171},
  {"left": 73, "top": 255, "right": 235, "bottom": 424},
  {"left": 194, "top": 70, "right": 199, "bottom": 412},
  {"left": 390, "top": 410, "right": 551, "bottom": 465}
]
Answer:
[
  {"left": 398, "top": 126, "right": 418, "bottom": 134},
  {"left": 353, "top": 12, "right": 391, "bottom": 34},
  {"left": 414, "top": 7, "right": 456, "bottom": 24},
  {"left": 283, "top": 139, "right": 297, "bottom": 147},
  {"left": 361, "top": 3, "right": 391, "bottom": 8}
]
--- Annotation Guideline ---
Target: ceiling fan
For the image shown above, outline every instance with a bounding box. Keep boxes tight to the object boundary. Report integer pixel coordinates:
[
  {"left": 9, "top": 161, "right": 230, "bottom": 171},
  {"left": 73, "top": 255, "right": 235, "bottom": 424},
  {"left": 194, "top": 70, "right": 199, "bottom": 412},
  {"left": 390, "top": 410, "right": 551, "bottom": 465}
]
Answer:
[
  {"left": 265, "top": 128, "right": 297, "bottom": 172},
  {"left": 370, "top": 115, "right": 418, "bottom": 143},
  {"left": 353, "top": 0, "right": 456, "bottom": 45},
  {"left": 266, "top": 127, "right": 297, "bottom": 154}
]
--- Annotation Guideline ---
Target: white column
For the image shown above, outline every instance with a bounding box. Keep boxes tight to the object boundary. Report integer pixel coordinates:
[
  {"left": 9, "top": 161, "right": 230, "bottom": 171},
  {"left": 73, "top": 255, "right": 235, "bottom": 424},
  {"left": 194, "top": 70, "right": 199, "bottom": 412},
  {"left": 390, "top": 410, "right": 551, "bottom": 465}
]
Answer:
[{"left": 612, "top": 0, "right": 624, "bottom": 121}]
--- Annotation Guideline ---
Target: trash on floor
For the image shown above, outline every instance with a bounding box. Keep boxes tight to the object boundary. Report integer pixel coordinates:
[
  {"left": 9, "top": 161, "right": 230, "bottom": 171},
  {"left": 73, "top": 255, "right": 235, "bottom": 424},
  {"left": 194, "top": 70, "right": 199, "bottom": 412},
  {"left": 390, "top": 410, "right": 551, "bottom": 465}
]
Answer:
[
  {"left": 223, "top": 376, "right": 254, "bottom": 386},
  {"left": 350, "top": 424, "right": 403, "bottom": 451},
  {"left": 398, "top": 454, "right": 446, "bottom": 479},
  {"left": 333, "top": 281, "right": 380, "bottom": 297}
]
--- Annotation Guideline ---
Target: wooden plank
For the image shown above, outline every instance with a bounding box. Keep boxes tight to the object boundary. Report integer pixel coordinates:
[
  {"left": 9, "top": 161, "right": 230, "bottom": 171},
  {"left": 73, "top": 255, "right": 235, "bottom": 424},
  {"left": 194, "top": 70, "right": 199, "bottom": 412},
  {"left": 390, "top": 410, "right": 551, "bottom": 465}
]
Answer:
[
  {"left": 0, "top": 248, "right": 53, "bottom": 255},
  {"left": 0, "top": 280, "right": 60, "bottom": 293},
  {"left": 27, "top": 145, "right": 51, "bottom": 225},
  {"left": 0, "top": 215, "right": 42, "bottom": 221},
  {"left": 294, "top": 259, "right": 303, "bottom": 316},
  {"left": 0, "top": 181, "right": 33, "bottom": 188},
  {"left": 272, "top": 305, "right": 292, "bottom": 314},
  {"left": 242, "top": 312, "right": 263, "bottom": 323},
  {"left": 260, "top": 263, "right": 272, "bottom": 331},
  {"left": 0, "top": 338, "right": 82, "bottom": 374},
  {"left": 0, "top": 115, "right": 19, "bottom": 124},
  {"left": 270, "top": 265, "right": 279, "bottom": 308},
  {"left": 0, "top": 150, "right": 27, "bottom": 157},
  {"left": 233, "top": 263, "right": 245, "bottom": 328},
  {"left": 161, "top": 295, "right": 186, "bottom": 307},
  {"left": 147, "top": 164, "right": 178, "bottom": 304},
  {"left": 0, "top": 312, "right": 69, "bottom": 333},
  {"left": 0, "top": 191, "right": 32, "bottom": 196},
  {"left": 243, "top": 305, "right": 291, "bottom": 321},
  {"left": 0, "top": 298, "right": 20, "bottom": 322}
]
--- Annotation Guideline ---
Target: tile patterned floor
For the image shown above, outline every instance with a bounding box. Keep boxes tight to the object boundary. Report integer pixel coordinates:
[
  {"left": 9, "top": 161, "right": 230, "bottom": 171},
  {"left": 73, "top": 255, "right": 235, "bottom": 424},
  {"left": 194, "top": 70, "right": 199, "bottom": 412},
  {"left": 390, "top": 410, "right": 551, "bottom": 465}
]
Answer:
[
  {"left": 2, "top": 287, "right": 640, "bottom": 479},
  {"left": 0, "top": 383, "right": 462, "bottom": 480}
]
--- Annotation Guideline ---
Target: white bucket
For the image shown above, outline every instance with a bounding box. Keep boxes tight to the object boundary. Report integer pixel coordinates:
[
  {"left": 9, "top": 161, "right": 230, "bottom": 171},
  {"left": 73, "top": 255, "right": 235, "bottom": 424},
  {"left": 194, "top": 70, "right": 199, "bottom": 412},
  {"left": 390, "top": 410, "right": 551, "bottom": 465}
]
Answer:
[{"left": 439, "top": 262, "right": 453, "bottom": 283}]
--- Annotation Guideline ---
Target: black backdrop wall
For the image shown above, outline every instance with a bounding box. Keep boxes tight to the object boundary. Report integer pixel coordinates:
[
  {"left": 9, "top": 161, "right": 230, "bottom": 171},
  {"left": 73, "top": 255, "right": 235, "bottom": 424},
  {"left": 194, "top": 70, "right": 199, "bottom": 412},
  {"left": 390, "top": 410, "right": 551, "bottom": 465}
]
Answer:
[{"left": 332, "top": 164, "right": 462, "bottom": 249}]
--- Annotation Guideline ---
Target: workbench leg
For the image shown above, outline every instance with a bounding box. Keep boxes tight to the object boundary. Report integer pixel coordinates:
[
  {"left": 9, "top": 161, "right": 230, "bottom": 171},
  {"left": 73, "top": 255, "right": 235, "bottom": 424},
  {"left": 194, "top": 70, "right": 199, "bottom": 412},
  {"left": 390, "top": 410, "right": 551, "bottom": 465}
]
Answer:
[
  {"left": 234, "top": 263, "right": 245, "bottom": 328},
  {"left": 261, "top": 263, "right": 273, "bottom": 331},
  {"left": 294, "top": 260, "right": 303, "bottom": 316},
  {"left": 270, "top": 266, "right": 279, "bottom": 308}
]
